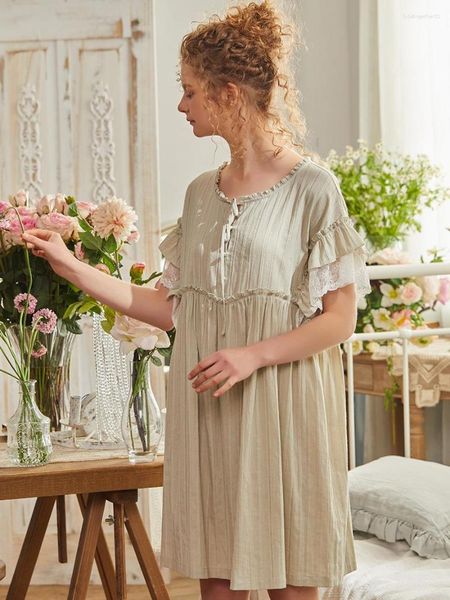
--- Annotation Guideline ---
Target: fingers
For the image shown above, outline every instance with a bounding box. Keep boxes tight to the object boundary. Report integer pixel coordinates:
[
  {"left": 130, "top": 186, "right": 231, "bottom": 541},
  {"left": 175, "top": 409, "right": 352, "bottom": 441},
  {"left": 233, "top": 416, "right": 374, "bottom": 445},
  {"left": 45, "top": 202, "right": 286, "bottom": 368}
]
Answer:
[
  {"left": 23, "top": 228, "right": 53, "bottom": 241},
  {"left": 22, "top": 232, "right": 48, "bottom": 251},
  {"left": 214, "top": 377, "right": 237, "bottom": 398},
  {"left": 192, "top": 368, "right": 228, "bottom": 394},
  {"left": 188, "top": 355, "right": 217, "bottom": 380},
  {"left": 191, "top": 363, "right": 222, "bottom": 391}
]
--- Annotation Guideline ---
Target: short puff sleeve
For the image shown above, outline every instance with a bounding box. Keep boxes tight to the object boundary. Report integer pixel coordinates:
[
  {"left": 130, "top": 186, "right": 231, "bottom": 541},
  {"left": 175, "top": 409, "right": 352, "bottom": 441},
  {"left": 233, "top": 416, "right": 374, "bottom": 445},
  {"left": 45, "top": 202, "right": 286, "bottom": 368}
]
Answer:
[
  {"left": 296, "top": 172, "right": 371, "bottom": 320},
  {"left": 158, "top": 217, "right": 182, "bottom": 269}
]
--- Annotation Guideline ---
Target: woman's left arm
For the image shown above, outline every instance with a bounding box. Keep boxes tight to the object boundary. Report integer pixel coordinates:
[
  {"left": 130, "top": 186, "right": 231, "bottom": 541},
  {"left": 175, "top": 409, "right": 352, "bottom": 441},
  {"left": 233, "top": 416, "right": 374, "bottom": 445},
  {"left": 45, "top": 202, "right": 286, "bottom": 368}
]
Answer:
[{"left": 188, "top": 283, "right": 356, "bottom": 397}]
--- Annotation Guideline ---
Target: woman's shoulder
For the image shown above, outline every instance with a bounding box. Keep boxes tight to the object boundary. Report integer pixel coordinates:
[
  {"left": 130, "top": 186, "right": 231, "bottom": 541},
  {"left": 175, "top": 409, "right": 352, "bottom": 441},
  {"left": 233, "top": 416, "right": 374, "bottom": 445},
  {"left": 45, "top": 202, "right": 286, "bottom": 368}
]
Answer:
[
  {"left": 186, "top": 166, "right": 220, "bottom": 196},
  {"left": 299, "top": 156, "right": 341, "bottom": 194}
]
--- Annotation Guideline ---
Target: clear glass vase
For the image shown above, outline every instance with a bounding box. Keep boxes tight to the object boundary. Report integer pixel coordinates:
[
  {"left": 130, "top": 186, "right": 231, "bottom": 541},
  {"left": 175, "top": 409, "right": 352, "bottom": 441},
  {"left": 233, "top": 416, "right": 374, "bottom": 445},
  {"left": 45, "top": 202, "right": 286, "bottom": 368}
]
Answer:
[
  {"left": 121, "top": 353, "right": 162, "bottom": 463},
  {"left": 7, "top": 380, "right": 53, "bottom": 467},
  {"left": 9, "top": 321, "right": 76, "bottom": 431}
]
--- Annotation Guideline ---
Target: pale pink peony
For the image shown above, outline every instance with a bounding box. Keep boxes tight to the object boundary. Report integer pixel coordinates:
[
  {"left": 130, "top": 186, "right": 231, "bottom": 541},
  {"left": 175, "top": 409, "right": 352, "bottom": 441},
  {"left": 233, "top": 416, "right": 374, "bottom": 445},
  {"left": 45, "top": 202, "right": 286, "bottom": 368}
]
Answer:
[
  {"left": 32, "top": 308, "right": 57, "bottom": 334},
  {"left": 14, "top": 293, "right": 38, "bottom": 314},
  {"left": 110, "top": 313, "right": 170, "bottom": 355},
  {"left": 91, "top": 197, "right": 138, "bottom": 242},
  {"left": 368, "top": 248, "right": 412, "bottom": 266},
  {"left": 38, "top": 212, "right": 77, "bottom": 241},
  {"left": 438, "top": 277, "right": 450, "bottom": 305},
  {"left": 400, "top": 281, "right": 423, "bottom": 305},
  {"left": 3, "top": 213, "right": 39, "bottom": 245},
  {"left": 76, "top": 201, "right": 97, "bottom": 220},
  {"left": 9, "top": 190, "right": 29, "bottom": 207}
]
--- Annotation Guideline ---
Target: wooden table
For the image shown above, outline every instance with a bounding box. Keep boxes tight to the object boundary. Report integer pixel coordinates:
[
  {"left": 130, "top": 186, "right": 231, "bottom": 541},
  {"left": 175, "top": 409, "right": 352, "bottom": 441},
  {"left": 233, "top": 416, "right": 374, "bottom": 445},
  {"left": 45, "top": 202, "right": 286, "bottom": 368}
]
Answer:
[
  {"left": 350, "top": 352, "right": 450, "bottom": 459},
  {"left": 0, "top": 456, "right": 168, "bottom": 600}
]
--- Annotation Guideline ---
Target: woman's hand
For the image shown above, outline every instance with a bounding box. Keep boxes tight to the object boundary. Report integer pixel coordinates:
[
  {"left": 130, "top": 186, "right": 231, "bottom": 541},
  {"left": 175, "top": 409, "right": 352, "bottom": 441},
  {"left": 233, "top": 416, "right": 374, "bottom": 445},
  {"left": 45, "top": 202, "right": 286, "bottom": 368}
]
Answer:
[
  {"left": 22, "top": 229, "right": 77, "bottom": 278},
  {"left": 188, "top": 347, "right": 261, "bottom": 398}
]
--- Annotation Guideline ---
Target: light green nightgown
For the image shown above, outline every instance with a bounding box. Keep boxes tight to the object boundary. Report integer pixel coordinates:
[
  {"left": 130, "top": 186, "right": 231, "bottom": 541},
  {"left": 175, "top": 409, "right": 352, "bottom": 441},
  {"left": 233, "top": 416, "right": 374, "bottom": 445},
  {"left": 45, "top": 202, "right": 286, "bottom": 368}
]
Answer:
[{"left": 158, "top": 156, "right": 370, "bottom": 591}]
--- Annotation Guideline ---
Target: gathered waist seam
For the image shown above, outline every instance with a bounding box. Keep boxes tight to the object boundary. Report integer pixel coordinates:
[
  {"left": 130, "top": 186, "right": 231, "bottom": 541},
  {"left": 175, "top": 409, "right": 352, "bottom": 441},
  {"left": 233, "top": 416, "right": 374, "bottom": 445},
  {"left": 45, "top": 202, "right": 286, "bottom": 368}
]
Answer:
[{"left": 168, "top": 285, "right": 299, "bottom": 305}]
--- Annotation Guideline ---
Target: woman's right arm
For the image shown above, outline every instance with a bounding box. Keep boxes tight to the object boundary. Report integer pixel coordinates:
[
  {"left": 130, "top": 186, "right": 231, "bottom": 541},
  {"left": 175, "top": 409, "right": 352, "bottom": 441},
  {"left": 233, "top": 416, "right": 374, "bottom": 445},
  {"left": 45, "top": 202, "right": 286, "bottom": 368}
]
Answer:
[{"left": 22, "top": 229, "right": 174, "bottom": 331}]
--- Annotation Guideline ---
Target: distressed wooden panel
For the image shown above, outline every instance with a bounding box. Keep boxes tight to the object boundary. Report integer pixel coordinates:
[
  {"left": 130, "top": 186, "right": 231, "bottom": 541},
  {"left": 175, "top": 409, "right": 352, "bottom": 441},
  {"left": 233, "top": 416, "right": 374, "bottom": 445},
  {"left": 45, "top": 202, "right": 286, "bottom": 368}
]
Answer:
[
  {"left": 0, "top": 42, "right": 58, "bottom": 199},
  {"left": 0, "top": 1, "right": 131, "bottom": 42}
]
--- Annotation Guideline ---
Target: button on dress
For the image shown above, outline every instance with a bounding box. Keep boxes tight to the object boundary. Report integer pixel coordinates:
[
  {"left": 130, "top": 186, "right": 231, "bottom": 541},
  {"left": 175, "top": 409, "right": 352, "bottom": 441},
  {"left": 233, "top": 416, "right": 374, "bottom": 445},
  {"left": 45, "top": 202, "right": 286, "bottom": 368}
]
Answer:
[{"left": 158, "top": 157, "right": 370, "bottom": 591}]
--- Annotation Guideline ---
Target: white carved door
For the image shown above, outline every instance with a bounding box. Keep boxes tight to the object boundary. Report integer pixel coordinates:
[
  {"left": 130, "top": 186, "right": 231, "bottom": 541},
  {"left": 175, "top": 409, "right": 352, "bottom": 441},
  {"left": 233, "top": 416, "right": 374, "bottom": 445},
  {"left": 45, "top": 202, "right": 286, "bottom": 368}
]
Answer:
[{"left": 0, "top": 0, "right": 164, "bottom": 584}]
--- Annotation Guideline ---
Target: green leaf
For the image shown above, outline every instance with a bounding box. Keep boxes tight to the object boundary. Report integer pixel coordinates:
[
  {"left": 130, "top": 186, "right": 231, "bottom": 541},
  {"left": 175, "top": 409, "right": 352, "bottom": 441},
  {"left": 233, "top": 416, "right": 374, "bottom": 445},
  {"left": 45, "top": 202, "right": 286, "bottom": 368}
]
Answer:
[
  {"left": 63, "top": 319, "right": 83, "bottom": 335},
  {"left": 150, "top": 355, "right": 162, "bottom": 367},
  {"left": 104, "top": 234, "right": 118, "bottom": 253},
  {"left": 79, "top": 231, "right": 102, "bottom": 251}
]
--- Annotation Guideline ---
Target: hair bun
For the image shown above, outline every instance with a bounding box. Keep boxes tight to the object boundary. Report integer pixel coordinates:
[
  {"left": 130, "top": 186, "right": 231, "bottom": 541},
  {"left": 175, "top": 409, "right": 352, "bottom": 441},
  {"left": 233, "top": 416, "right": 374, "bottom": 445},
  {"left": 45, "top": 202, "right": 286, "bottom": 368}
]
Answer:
[{"left": 226, "top": 1, "right": 286, "bottom": 58}]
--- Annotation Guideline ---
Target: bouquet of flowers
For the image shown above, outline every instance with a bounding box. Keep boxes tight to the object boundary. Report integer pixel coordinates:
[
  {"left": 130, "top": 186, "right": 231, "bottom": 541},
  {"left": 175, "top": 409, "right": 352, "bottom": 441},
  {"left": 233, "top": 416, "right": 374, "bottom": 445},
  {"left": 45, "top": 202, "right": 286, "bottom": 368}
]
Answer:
[
  {"left": 349, "top": 247, "right": 449, "bottom": 418},
  {"left": 0, "top": 190, "right": 139, "bottom": 430},
  {"left": 325, "top": 140, "right": 450, "bottom": 251}
]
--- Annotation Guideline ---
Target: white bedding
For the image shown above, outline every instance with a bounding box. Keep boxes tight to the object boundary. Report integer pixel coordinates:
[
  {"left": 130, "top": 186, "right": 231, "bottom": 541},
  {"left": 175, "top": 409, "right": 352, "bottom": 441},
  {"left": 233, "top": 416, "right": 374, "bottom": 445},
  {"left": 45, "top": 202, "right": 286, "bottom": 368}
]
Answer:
[{"left": 321, "top": 533, "right": 450, "bottom": 600}]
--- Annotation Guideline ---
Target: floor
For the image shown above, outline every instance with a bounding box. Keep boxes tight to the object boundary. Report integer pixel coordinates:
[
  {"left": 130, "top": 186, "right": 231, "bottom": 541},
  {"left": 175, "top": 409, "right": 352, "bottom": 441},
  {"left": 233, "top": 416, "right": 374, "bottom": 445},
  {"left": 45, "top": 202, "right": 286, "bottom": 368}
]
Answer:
[{"left": 0, "top": 576, "right": 200, "bottom": 599}]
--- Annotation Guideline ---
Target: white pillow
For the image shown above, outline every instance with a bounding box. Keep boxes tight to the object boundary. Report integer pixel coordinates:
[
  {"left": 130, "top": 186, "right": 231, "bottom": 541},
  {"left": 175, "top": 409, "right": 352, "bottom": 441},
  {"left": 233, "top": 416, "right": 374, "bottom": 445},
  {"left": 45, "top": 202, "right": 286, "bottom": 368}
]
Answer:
[{"left": 349, "top": 455, "right": 450, "bottom": 559}]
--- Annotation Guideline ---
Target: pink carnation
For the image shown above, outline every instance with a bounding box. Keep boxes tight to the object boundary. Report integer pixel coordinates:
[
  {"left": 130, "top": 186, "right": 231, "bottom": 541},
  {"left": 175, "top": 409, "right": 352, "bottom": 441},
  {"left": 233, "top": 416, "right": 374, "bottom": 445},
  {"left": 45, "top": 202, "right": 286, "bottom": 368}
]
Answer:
[
  {"left": 32, "top": 308, "right": 57, "bottom": 334},
  {"left": 14, "top": 293, "right": 38, "bottom": 314}
]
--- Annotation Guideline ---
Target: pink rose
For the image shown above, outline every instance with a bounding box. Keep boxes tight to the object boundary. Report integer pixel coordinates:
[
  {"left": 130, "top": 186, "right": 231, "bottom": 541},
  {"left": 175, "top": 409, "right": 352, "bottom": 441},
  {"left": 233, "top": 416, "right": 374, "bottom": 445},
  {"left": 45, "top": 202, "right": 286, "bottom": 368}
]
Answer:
[
  {"left": 74, "top": 242, "right": 86, "bottom": 261},
  {"left": 4, "top": 213, "right": 39, "bottom": 245},
  {"left": 127, "top": 229, "right": 140, "bottom": 243},
  {"left": 54, "top": 193, "right": 68, "bottom": 214},
  {"left": 0, "top": 201, "right": 9, "bottom": 214},
  {"left": 400, "top": 282, "right": 423, "bottom": 305},
  {"left": 9, "top": 190, "right": 29, "bottom": 207},
  {"left": 38, "top": 212, "right": 76, "bottom": 241},
  {"left": 76, "top": 201, "right": 97, "bottom": 220},
  {"left": 438, "top": 277, "right": 450, "bottom": 305},
  {"left": 35, "top": 195, "right": 54, "bottom": 215}
]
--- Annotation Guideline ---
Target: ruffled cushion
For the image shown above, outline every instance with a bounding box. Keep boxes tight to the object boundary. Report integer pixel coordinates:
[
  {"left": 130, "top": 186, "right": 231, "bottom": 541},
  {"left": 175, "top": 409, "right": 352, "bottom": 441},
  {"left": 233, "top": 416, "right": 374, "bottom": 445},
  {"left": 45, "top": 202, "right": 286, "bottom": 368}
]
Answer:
[
  {"left": 296, "top": 216, "right": 370, "bottom": 318},
  {"left": 159, "top": 217, "right": 182, "bottom": 268},
  {"left": 349, "top": 456, "right": 450, "bottom": 559}
]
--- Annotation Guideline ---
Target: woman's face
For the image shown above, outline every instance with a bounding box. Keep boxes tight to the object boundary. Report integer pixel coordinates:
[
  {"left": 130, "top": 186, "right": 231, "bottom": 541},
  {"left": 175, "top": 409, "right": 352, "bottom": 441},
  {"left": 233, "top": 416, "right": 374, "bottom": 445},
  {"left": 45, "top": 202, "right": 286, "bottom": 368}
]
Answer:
[{"left": 178, "top": 63, "right": 219, "bottom": 138}]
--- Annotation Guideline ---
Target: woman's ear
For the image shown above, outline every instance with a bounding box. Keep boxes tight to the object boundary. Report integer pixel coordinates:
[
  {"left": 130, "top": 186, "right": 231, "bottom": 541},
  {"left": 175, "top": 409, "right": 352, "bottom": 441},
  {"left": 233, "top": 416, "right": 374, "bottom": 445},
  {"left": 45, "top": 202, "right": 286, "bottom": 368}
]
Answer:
[{"left": 224, "top": 82, "right": 240, "bottom": 106}]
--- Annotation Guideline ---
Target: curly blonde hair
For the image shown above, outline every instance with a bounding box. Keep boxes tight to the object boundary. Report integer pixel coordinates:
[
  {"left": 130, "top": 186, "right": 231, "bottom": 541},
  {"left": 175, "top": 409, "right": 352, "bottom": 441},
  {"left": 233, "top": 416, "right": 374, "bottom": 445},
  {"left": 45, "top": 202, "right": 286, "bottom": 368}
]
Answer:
[{"left": 180, "top": 0, "right": 319, "bottom": 160}]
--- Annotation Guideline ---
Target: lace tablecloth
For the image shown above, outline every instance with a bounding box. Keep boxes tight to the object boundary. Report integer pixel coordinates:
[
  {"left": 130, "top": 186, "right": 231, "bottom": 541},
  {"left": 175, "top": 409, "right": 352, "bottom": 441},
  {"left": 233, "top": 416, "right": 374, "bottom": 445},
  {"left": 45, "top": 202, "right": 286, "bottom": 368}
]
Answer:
[
  {"left": 372, "top": 338, "right": 450, "bottom": 407},
  {"left": 0, "top": 441, "right": 164, "bottom": 468}
]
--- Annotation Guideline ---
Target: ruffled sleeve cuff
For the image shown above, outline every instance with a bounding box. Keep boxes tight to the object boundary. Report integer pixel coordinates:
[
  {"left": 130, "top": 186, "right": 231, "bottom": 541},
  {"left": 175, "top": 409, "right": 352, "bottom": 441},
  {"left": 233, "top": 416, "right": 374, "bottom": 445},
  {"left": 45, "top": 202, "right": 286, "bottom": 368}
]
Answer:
[
  {"left": 158, "top": 217, "right": 182, "bottom": 269},
  {"left": 296, "top": 217, "right": 371, "bottom": 319}
]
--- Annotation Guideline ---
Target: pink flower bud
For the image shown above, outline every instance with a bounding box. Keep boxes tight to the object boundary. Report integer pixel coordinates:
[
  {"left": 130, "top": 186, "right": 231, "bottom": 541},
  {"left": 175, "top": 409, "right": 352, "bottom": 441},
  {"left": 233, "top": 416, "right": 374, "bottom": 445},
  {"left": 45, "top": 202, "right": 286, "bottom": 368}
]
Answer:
[
  {"left": 74, "top": 242, "right": 86, "bottom": 261},
  {"left": 130, "top": 262, "right": 145, "bottom": 282},
  {"left": 9, "top": 190, "right": 29, "bottom": 207}
]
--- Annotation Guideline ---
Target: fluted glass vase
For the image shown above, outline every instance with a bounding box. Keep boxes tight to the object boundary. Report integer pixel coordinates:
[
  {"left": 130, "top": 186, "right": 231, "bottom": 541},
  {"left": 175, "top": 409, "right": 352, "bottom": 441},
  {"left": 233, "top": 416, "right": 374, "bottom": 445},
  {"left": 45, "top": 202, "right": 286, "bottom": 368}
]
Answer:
[
  {"left": 121, "top": 352, "right": 162, "bottom": 463},
  {"left": 9, "top": 321, "right": 75, "bottom": 431},
  {"left": 7, "top": 380, "right": 53, "bottom": 467}
]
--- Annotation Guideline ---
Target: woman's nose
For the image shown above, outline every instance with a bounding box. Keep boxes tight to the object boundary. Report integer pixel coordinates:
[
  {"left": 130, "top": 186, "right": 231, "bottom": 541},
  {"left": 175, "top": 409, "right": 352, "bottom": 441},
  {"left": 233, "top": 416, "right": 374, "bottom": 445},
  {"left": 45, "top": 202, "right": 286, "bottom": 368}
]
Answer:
[{"left": 178, "top": 99, "right": 186, "bottom": 113}]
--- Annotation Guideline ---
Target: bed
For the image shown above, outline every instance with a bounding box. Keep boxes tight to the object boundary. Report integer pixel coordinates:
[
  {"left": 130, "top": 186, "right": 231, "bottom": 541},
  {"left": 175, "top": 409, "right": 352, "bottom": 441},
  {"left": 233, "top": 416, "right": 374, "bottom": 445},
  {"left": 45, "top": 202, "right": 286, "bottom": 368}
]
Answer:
[{"left": 322, "top": 532, "right": 450, "bottom": 599}]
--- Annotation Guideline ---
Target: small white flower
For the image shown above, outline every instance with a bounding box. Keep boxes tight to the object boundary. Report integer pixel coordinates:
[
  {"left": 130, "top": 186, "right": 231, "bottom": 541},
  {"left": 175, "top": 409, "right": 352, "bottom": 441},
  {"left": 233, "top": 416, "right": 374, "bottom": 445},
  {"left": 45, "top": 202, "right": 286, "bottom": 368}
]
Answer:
[
  {"left": 366, "top": 341, "right": 381, "bottom": 354},
  {"left": 372, "top": 308, "right": 394, "bottom": 331},
  {"left": 363, "top": 324, "right": 374, "bottom": 333},
  {"left": 344, "top": 339, "right": 363, "bottom": 355},
  {"left": 380, "top": 283, "right": 403, "bottom": 307}
]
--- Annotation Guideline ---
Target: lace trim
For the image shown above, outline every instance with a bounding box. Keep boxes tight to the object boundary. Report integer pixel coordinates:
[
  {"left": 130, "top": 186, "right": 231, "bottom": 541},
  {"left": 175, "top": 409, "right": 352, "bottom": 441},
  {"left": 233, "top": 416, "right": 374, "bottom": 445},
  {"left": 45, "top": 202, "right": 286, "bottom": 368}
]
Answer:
[
  {"left": 214, "top": 157, "right": 310, "bottom": 204},
  {"left": 167, "top": 285, "right": 295, "bottom": 305},
  {"left": 159, "top": 260, "right": 180, "bottom": 290},
  {"left": 308, "top": 216, "right": 355, "bottom": 249},
  {"left": 308, "top": 250, "right": 371, "bottom": 315}
]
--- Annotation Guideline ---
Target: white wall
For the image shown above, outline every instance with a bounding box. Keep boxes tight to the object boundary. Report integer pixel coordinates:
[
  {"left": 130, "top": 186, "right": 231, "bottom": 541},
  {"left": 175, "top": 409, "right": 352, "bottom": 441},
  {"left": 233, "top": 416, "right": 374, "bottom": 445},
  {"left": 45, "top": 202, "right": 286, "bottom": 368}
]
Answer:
[{"left": 154, "top": 0, "right": 359, "bottom": 228}]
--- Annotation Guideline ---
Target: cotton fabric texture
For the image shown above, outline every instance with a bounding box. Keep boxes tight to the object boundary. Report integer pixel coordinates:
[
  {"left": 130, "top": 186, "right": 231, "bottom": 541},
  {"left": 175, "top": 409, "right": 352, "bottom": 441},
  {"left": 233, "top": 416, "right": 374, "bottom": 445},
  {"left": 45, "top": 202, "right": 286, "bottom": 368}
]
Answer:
[
  {"left": 158, "top": 157, "right": 370, "bottom": 590},
  {"left": 349, "top": 455, "right": 450, "bottom": 559}
]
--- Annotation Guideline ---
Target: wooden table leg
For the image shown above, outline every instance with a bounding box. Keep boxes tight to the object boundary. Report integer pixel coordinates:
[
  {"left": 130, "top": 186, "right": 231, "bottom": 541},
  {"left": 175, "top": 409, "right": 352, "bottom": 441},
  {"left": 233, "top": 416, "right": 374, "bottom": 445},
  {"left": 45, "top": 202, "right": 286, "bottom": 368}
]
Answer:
[
  {"left": 410, "top": 397, "right": 426, "bottom": 459},
  {"left": 114, "top": 502, "right": 127, "bottom": 599},
  {"left": 124, "top": 500, "right": 170, "bottom": 600},
  {"left": 7, "top": 496, "right": 56, "bottom": 600},
  {"left": 57, "top": 495, "right": 68, "bottom": 563},
  {"left": 68, "top": 493, "right": 106, "bottom": 600},
  {"left": 77, "top": 494, "right": 117, "bottom": 600}
]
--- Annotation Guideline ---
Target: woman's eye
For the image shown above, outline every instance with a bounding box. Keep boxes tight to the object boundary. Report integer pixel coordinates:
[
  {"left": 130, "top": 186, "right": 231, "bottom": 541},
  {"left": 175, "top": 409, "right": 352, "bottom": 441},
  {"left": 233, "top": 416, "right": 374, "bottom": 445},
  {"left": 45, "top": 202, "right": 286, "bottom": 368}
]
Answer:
[{"left": 186, "top": 93, "right": 194, "bottom": 99}]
